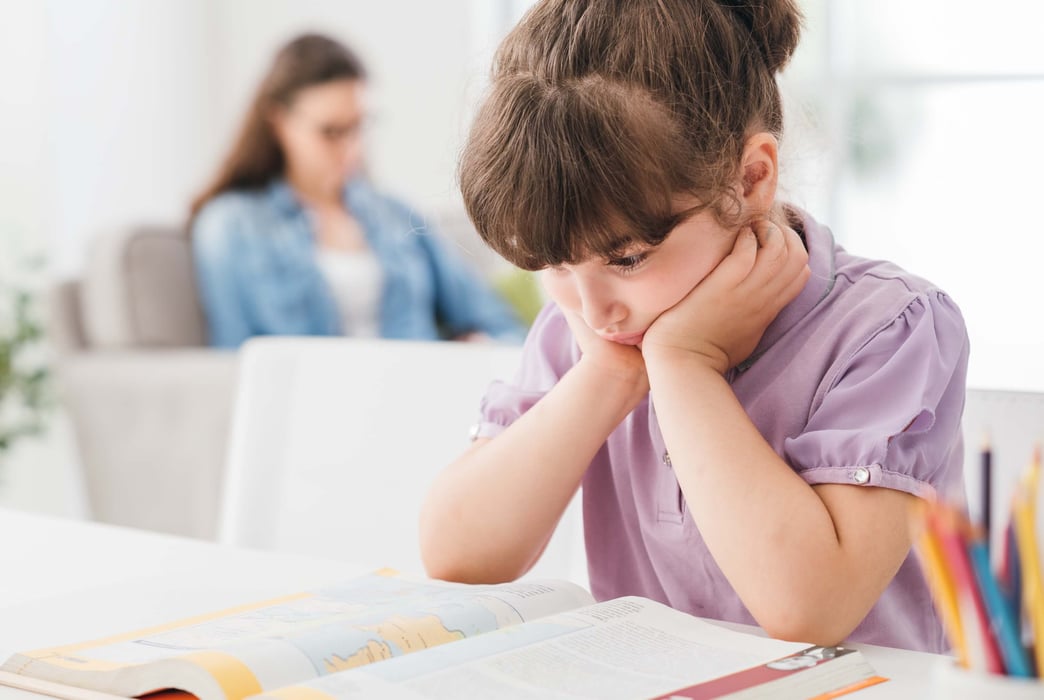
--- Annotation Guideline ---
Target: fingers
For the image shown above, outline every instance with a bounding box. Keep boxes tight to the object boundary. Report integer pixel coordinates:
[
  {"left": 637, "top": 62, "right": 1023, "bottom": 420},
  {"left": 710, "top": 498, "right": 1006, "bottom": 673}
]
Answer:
[
  {"left": 742, "top": 218, "right": 809, "bottom": 295},
  {"left": 711, "top": 226, "right": 759, "bottom": 285},
  {"left": 752, "top": 217, "right": 785, "bottom": 251}
]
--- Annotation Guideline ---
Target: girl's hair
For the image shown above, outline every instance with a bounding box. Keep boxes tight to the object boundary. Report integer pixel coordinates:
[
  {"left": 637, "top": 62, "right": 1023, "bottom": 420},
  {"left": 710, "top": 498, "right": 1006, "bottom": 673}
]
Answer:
[
  {"left": 189, "top": 33, "right": 366, "bottom": 221},
  {"left": 459, "top": 0, "right": 803, "bottom": 270}
]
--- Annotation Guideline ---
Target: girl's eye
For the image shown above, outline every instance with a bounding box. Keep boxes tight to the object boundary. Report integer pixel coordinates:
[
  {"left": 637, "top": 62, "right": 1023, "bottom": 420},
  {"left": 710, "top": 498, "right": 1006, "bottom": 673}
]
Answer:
[{"left": 607, "top": 252, "right": 649, "bottom": 273}]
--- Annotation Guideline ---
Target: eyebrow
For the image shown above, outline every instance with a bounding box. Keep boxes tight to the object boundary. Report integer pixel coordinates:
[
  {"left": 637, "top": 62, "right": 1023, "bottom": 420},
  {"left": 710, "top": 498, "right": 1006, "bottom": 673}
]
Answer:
[{"left": 604, "top": 236, "right": 641, "bottom": 253}]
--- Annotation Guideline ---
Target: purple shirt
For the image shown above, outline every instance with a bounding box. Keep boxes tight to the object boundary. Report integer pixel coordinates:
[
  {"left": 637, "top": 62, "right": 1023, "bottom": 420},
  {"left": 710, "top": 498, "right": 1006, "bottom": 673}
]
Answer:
[{"left": 476, "top": 209, "right": 969, "bottom": 653}]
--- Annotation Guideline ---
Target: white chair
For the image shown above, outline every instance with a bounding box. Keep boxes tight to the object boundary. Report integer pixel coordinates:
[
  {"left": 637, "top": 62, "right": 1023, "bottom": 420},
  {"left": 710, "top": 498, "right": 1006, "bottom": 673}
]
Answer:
[
  {"left": 961, "top": 387, "right": 1044, "bottom": 552},
  {"left": 218, "top": 336, "right": 587, "bottom": 587}
]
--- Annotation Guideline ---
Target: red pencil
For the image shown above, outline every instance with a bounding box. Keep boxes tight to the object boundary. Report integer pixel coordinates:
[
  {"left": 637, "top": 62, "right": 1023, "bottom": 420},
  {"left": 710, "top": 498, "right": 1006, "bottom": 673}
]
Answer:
[{"left": 929, "top": 506, "right": 1005, "bottom": 674}]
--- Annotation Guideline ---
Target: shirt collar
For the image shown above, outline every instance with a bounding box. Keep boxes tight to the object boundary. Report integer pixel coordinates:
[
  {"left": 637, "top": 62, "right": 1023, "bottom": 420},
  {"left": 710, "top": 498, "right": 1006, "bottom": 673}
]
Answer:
[
  {"left": 265, "top": 178, "right": 370, "bottom": 218},
  {"left": 734, "top": 207, "right": 836, "bottom": 373},
  {"left": 266, "top": 179, "right": 302, "bottom": 217}
]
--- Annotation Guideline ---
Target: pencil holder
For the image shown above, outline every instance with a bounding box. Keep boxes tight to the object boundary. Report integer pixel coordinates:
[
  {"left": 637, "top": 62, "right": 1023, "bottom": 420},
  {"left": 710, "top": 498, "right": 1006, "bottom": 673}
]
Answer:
[{"left": 932, "top": 661, "right": 1042, "bottom": 698}]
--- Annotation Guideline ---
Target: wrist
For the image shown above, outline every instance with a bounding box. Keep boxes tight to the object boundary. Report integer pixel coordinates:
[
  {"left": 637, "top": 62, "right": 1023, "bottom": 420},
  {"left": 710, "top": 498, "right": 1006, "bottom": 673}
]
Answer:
[
  {"left": 642, "top": 341, "right": 729, "bottom": 377},
  {"left": 573, "top": 354, "right": 649, "bottom": 407}
]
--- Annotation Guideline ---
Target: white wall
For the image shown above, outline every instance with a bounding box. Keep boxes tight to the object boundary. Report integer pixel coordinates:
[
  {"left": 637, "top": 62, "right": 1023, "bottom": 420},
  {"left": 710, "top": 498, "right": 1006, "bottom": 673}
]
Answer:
[
  {"left": 40, "top": 0, "right": 220, "bottom": 274},
  {"left": 0, "top": 2, "right": 49, "bottom": 273}
]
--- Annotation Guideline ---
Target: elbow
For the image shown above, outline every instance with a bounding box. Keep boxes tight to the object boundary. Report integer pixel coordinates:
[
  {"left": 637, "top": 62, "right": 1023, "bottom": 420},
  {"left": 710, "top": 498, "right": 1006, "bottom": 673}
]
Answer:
[
  {"left": 746, "top": 559, "right": 873, "bottom": 646},
  {"left": 422, "top": 557, "right": 518, "bottom": 586},
  {"left": 754, "top": 601, "right": 858, "bottom": 648},
  {"left": 418, "top": 499, "right": 501, "bottom": 584},
  {"left": 419, "top": 536, "right": 521, "bottom": 585},
  {"left": 418, "top": 524, "right": 474, "bottom": 583},
  {"left": 419, "top": 499, "right": 527, "bottom": 585}
]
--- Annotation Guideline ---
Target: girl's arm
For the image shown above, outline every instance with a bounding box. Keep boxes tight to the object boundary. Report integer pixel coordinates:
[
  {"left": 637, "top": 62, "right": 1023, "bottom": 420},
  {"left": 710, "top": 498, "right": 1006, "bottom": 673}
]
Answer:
[
  {"left": 643, "top": 221, "right": 912, "bottom": 645},
  {"left": 420, "top": 309, "right": 648, "bottom": 584},
  {"left": 645, "top": 350, "right": 915, "bottom": 645}
]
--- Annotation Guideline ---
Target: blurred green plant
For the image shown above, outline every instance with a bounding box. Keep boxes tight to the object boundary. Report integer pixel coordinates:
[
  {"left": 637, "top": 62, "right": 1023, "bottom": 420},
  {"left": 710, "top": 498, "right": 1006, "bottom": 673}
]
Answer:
[
  {"left": 493, "top": 267, "right": 544, "bottom": 327},
  {"left": 0, "top": 276, "right": 52, "bottom": 458}
]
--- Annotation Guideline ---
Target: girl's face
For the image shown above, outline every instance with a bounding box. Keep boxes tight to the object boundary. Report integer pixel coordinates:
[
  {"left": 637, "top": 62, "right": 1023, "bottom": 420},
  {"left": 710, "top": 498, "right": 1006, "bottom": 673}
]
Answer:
[
  {"left": 272, "top": 79, "right": 367, "bottom": 191},
  {"left": 542, "top": 207, "right": 738, "bottom": 345}
]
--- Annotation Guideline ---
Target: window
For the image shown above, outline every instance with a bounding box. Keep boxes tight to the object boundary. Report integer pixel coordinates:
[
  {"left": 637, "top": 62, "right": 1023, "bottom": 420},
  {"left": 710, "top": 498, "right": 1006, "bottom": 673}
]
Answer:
[{"left": 786, "top": 0, "right": 1044, "bottom": 390}]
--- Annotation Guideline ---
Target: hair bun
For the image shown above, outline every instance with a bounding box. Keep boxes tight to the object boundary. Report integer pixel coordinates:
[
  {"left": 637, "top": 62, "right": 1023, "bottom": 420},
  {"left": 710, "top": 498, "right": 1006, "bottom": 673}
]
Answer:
[{"left": 717, "top": 0, "right": 803, "bottom": 74}]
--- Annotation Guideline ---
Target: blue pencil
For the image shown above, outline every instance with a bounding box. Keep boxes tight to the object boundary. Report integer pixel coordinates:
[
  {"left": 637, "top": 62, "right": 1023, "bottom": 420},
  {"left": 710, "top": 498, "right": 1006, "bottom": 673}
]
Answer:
[
  {"left": 1004, "top": 520, "right": 1023, "bottom": 642},
  {"left": 968, "top": 539, "right": 1034, "bottom": 677}
]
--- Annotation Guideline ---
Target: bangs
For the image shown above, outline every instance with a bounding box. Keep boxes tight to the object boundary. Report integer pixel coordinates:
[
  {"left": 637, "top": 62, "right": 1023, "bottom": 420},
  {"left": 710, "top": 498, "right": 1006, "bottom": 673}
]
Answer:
[{"left": 460, "top": 75, "right": 707, "bottom": 271}]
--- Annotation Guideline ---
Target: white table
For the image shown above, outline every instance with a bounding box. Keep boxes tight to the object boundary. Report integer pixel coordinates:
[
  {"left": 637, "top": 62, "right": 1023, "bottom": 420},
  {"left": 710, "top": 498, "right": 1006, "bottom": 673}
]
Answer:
[{"left": 0, "top": 508, "right": 955, "bottom": 699}]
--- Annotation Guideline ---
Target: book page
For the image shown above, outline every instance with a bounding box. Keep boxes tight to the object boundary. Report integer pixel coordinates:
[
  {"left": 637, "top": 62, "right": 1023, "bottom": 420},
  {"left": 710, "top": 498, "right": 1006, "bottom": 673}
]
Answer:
[
  {"left": 3, "top": 572, "right": 594, "bottom": 700},
  {"left": 255, "top": 597, "right": 810, "bottom": 700}
]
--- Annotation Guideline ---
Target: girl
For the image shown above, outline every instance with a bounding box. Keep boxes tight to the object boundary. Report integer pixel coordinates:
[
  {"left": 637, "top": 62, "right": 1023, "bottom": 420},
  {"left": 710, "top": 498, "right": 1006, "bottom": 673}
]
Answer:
[
  {"left": 190, "top": 33, "right": 524, "bottom": 348},
  {"left": 420, "top": 0, "right": 968, "bottom": 653}
]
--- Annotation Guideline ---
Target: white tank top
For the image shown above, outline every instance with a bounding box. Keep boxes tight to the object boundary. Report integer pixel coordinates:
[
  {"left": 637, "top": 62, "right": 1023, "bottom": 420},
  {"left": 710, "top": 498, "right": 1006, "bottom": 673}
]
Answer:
[{"left": 315, "top": 249, "right": 384, "bottom": 337}]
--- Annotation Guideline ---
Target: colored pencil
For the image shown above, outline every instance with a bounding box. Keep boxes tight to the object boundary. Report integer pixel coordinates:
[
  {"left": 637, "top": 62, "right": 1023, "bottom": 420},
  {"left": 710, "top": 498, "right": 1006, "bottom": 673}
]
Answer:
[
  {"left": 981, "top": 436, "right": 992, "bottom": 552},
  {"left": 916, "top": 522, "right": 967, "bottom": 666},
  {"left": 931, "top": 507, "right": 1005, "bottom": 674},
  {"left": 967, "top": 536, "right": 1033, "bottom": 676},
  {"left": 1012, "top": 477, "right": 1044, "bottom": 677}
]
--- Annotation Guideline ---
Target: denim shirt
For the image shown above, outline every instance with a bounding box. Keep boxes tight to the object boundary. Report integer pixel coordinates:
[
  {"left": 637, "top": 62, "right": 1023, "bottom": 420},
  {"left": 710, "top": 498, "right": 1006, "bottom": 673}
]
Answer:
[{"left": 191, "top": 179, "right": 525, "bottom": 348}]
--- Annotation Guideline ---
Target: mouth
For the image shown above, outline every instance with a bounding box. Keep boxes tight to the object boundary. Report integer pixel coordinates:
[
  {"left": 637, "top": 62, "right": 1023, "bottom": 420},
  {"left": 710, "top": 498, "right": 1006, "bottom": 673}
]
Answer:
[{"left": 602, "top": 331, "right": 646, "bottom": 346}]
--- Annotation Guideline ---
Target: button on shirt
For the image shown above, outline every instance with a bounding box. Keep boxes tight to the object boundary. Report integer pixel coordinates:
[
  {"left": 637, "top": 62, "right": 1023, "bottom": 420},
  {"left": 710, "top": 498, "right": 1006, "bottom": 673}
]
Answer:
[
  {"left": 474, "top": 208, "right": 969, "bottom": 653},
  {"left": 192, "top": 179, "right": 526, "bottom": 348}
]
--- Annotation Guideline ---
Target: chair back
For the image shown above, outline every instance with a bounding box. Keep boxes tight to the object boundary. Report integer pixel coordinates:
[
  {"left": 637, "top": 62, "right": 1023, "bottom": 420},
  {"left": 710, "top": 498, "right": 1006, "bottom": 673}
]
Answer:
[
  {"left": 219, "top": 337, "right": 587, "bottom": 585},
  {"left": 79, "top": 226, "right": 206, "bottom": 348}
]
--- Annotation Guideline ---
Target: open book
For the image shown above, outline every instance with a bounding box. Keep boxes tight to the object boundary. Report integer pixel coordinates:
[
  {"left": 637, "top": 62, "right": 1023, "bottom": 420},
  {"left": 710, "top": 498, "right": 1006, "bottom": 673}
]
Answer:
[{"left": 1, "top": 570, "right": 886, "bottom": 700}]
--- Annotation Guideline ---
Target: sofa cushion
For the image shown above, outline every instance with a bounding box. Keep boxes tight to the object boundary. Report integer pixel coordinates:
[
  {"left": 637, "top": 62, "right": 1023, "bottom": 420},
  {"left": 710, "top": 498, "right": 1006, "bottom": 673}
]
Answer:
[{"left": 81, "top": 226, "right": 207, "bottom": 348}]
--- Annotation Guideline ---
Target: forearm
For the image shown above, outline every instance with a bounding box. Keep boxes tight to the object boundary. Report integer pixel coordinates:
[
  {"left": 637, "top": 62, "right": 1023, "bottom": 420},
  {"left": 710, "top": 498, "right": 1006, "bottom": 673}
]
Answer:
[
  {"left": 420, "top": 359, "right": 646, "bottom": 583},
  {"left": 645, "top": 350, "right": 872, "bottom": 643}
]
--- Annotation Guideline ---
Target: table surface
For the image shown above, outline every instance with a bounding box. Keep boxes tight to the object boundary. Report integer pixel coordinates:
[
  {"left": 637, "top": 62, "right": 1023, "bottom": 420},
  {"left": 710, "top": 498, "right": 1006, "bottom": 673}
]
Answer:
[{"left": 0, "top": 508, "right": 960, "bottom": 699}]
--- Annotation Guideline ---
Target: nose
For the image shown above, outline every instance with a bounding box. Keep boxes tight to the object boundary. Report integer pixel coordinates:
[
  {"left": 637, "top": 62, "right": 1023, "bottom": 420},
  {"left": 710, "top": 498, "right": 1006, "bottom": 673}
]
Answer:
[{"left": 575, "top": 274, "right": 625, "bottom": 332}]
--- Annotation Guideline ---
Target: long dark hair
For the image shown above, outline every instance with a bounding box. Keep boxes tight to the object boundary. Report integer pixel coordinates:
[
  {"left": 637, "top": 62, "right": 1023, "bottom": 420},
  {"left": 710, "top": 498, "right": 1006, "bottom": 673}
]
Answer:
[{"left": 189, "top": 33, "right": 366, "bottom": 221}]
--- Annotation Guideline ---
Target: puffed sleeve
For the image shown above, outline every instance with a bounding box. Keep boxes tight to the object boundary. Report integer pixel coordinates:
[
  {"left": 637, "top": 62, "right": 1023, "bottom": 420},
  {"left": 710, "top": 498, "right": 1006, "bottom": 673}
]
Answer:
[
  {"left": 783, "top": 291, "right": 969, "bottom": 500},
  {"left": 473, "top": 301, "right": 579, "bottom": 440}
]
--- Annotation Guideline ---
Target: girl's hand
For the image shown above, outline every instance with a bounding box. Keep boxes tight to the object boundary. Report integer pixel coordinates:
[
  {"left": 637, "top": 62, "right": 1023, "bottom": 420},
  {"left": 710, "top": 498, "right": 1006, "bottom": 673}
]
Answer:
[
  {"left": 642, "top": 218, "right": 811, "bottom": 374},
  {"left": 560, "top": 308, "right": 650, "bottom": 396}
]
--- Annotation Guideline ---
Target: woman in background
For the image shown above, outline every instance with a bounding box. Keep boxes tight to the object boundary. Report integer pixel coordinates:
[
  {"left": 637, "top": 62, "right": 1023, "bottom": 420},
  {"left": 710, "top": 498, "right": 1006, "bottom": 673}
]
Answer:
[{"left": 190, "top": 33, "right": 524, "bottom": 348}]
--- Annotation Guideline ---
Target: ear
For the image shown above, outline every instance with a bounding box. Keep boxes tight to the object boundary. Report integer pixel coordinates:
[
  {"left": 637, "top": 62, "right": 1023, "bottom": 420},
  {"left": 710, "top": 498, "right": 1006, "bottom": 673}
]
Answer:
[{"left": 738, "top": 132, "right": 779, "bottom": 215}]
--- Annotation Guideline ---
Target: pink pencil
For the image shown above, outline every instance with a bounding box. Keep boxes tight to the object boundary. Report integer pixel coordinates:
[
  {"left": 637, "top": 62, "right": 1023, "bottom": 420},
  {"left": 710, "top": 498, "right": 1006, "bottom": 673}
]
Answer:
[{"left": 930, "top": 507, "right": 1005, "bottom": 674}]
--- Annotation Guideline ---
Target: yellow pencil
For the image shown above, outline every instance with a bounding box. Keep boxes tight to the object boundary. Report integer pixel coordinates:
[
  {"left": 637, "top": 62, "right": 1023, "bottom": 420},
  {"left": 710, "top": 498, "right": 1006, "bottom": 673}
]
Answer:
[
  {"left": 916, "top": 524, "right": 968, "bottom": 666},
  {"left": 1011, "top": 482, "right": 1044, "bottom": 677}
]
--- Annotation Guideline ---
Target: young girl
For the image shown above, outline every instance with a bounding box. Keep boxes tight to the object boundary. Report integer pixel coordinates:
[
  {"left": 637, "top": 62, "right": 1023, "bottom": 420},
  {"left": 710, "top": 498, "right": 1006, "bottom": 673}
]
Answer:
[
  {"left": 420, "top": 0, "right": 968, "bottom": 653},
  {"left": 190, "top": 34, "right": 524, "bottom": 348}
]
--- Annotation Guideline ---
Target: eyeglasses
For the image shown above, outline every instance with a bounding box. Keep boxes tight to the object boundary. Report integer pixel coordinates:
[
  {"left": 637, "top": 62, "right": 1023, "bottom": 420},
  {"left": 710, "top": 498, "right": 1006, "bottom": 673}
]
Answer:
[{"left": 291, "top": 109, "right": 371, "bottom": 145}]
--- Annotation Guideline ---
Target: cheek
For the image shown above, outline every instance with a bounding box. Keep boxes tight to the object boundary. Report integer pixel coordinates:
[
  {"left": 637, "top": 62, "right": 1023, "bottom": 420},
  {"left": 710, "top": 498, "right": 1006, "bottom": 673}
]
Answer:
[
  {"left": 625, "top": 279, "right": 687, "bottom": 317},
  {"left": 540, "top": 271, "right": 579, "bottom": 311},
  {"left": 657, "top": 271, "right": 703, "bottom": 309},
  {"left": 653, "top": 241, "right": 730, "bottom": 308},
  {"left": 286, "top": 133, "right": 324, "bottom": 168}
]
